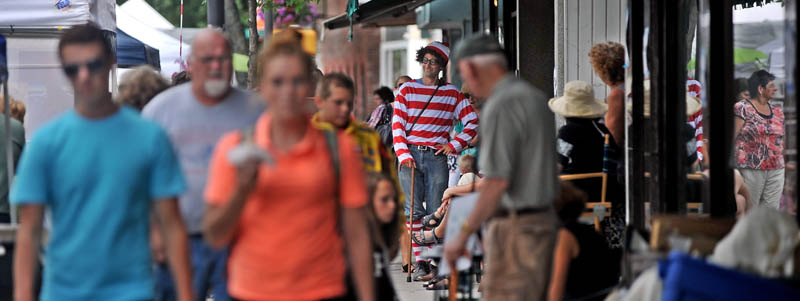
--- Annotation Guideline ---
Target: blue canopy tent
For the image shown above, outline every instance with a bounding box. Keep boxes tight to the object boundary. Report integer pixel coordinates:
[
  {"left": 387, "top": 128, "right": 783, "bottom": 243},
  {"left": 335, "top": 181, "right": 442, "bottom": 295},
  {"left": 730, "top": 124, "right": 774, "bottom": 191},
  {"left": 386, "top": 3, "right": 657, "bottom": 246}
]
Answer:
[{"left": 116, "top": 28, "right": 161, "bottom": 70}]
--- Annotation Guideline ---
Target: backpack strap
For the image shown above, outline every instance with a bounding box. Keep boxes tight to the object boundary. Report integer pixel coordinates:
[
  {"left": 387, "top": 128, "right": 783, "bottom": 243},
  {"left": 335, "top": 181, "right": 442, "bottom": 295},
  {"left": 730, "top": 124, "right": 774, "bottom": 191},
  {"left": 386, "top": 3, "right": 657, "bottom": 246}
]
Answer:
[{"left": 321, "top": 129, "right": 341, "bottom": 200}]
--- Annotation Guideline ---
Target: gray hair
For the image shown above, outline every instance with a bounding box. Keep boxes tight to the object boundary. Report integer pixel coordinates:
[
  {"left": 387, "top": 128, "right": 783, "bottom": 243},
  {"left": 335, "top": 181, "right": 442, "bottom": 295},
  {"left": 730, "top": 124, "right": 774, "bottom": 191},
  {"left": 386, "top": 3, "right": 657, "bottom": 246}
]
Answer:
[
  {"left": 189, "top": 28, "right": 232, "bottom": 60},
  {"left": 462, "top": 53, "right": 508, "bottom": 70}
]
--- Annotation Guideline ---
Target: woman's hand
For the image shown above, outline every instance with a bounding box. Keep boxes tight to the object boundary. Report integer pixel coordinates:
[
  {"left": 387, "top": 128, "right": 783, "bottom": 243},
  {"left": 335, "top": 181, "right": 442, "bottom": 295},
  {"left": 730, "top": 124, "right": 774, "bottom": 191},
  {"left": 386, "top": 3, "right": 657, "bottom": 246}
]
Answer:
[{"left": 235, "top": 159, "right": 260, "bottom": 195}]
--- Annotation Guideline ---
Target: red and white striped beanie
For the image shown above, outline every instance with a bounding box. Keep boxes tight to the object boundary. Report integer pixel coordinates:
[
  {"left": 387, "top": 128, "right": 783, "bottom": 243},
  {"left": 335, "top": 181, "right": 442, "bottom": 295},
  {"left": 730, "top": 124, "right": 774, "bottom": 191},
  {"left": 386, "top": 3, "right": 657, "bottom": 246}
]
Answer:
[
  {"left": 426, "top": 42, "right": 450, "bottom": 64},
  {"left": 686, "top": 79, "right": 702, "bottom": 98}
]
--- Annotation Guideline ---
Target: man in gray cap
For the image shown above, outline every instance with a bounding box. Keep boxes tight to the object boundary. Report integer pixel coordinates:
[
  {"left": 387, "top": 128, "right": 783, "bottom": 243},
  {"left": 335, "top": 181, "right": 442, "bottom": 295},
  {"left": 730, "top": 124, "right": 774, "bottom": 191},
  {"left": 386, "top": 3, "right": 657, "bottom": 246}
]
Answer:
[{"left": 444, "top": 35, "right": 558, "bottom": 300}]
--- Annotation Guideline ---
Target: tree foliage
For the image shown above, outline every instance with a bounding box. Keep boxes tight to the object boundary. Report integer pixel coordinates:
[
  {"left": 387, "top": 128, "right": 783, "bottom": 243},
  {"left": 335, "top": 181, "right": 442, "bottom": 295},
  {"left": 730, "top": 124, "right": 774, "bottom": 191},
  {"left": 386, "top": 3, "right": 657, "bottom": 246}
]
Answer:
[{"left": 117, "top": 0, "right": 250, "bottom": 28}]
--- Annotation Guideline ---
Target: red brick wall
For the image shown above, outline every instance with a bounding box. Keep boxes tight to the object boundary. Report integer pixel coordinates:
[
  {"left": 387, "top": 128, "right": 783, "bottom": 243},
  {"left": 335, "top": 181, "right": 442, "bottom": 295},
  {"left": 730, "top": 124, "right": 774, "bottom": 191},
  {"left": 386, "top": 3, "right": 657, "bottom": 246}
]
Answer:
[{"left": 318, "top": 0, "right": 382, "bottom": 121}]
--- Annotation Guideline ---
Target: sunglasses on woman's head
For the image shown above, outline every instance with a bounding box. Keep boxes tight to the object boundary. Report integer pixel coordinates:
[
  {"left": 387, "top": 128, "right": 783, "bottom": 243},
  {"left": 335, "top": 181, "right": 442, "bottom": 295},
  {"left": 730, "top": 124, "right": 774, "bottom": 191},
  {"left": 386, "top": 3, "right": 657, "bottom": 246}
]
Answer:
[{"left": 62, "top": 58, "right": 106, "bottom": 78}]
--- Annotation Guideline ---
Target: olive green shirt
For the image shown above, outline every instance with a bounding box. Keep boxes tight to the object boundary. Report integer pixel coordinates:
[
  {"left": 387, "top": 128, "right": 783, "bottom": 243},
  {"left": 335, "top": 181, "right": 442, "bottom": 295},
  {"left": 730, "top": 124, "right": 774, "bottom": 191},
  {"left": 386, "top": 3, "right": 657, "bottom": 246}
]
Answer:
[{"left": 479, "top": 75, "right": 558, "bottom": 210}]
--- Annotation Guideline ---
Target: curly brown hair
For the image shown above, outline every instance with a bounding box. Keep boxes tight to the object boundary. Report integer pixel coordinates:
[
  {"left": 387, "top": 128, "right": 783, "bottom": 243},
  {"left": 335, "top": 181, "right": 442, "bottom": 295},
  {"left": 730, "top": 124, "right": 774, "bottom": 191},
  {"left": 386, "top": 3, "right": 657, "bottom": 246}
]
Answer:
[
  {"left": 588, "top": 41, "right": 626, "bottom": 85},
  {"left": 117, "top": 65, "right": 169, "bottom": 110},
  {"left": 415, "top": 47, "right": 446, "bottom": 65},
  {"left": 0, "top": 96, "right": 26, "bottom": 124}
]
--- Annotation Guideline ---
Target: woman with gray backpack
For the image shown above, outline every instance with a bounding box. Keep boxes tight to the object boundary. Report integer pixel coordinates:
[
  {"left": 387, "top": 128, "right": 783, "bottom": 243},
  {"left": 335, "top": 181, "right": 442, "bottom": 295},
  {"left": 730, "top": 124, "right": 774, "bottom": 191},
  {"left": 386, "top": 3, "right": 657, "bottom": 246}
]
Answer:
[{"left": 367, "top": 86, "right": 396, "bottom": 151}]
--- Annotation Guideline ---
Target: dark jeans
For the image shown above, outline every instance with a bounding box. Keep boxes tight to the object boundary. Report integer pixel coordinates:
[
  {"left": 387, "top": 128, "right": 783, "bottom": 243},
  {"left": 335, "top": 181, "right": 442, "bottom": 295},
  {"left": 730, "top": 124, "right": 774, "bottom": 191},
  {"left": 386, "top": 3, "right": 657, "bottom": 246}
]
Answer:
[
  {"left": 154, "top": 235, "right": 230, "bottom": 301},
  {"left": 399, "top": 146, "right": 449, "bottom": 221}
]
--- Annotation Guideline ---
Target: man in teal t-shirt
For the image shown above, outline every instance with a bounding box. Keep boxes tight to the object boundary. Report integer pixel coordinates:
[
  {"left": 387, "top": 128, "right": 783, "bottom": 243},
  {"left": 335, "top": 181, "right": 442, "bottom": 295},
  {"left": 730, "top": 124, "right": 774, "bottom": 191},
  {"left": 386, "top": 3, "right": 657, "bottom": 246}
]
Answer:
[{"left": 10, "top": 23, "right": 193, "bottom": 301}]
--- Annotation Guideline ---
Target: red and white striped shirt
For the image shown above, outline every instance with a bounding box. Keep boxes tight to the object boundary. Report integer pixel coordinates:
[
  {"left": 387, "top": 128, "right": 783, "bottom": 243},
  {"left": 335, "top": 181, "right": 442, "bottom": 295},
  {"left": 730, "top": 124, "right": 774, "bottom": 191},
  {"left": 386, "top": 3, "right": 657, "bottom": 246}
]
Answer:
[
  {"left": 392, "top": 80, "right": 479, "bottom": 164},
  {"left": 687, "top": 79, "right": 703, "bottom": 161}
]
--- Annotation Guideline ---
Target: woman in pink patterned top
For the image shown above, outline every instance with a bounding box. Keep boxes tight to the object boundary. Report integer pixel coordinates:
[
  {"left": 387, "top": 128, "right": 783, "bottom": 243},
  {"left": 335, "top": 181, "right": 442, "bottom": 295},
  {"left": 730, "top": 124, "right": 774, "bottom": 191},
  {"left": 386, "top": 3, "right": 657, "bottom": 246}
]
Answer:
[{"left": 734, "top": 70, "right": 783, "bottom": 209}]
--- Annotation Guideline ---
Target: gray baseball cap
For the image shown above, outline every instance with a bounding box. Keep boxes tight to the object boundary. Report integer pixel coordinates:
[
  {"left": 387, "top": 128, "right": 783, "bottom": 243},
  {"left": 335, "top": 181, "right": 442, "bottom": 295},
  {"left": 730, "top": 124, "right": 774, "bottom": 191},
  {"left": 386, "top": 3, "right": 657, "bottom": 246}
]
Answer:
[{"left": 452, "top": 34, "right": 505, "bottom": 63}]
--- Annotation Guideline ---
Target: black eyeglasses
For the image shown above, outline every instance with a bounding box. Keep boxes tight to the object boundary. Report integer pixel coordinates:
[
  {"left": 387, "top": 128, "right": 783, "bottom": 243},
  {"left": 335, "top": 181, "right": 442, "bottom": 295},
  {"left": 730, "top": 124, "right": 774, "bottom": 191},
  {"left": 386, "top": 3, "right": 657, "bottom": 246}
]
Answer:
[
  {"left": 63, "top": 58, "right": 106, "bottom": 78},
  {"left": 421, "top": 58, "right": 441, "bottom": 66}
]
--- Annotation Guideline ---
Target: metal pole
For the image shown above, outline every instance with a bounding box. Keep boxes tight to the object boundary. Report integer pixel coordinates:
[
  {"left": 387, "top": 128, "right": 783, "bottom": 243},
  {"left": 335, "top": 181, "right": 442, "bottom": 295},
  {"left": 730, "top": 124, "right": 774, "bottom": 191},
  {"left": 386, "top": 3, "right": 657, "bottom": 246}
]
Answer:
[
  {"left": 629, "top": 0, "right": 645, "bottom": 229},
  {"left": 471, "top": 0, "right": 480, "bottom": 33},
  {"left": 207, "top": 0, "right": 225, "bottom": 27},
  {"left": 3, "top": 80, "right": 13, "bottom": 225},
  {"left": 652, "top": 0, "right": 688, "bottom": 214},
  {"left": 489, "top": 0, "right": 498, "bottom": 36},
  {"left": 707, "top": 0, "right": 736, "bottom": 217}
]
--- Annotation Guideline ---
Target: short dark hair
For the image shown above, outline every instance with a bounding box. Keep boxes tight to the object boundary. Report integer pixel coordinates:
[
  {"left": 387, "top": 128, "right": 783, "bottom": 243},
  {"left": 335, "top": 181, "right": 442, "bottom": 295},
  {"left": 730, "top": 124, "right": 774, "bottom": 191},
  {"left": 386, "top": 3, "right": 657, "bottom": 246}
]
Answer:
[
  {"left": 735, "top": 78, "right": 749, "bottom": 94},
  {"left": 748, "top": 70, "right": 776, "bottom": 99},
  {"left": 58, "top": 22, "right": 113, "bottom": 62},
  {"left": 316, "top": 73, "right": 355, "bottom": 100},
  {"left": 415, "top": 47, "right": 446, "bottom": 65},
  {"left": 373, "top": 86, "right": 394, "bottom": 104},
  {"left": 555, "top": 181, "right": 588, "bottom": 223}
]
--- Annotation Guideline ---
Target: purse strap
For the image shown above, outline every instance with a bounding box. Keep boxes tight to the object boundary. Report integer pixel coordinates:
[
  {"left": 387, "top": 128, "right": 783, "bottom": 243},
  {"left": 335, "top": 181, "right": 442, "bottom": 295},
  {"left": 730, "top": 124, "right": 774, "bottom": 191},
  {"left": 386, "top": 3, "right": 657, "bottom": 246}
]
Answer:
[{"left": 406, "top": 81, "right": 442, "bottom": 136}]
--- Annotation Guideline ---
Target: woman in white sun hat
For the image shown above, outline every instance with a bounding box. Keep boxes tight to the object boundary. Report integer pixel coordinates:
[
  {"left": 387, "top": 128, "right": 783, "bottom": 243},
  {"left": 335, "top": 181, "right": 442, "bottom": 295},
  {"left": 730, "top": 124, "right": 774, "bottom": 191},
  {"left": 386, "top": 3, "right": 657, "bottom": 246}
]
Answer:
[
  {"left": 550, "top": 80, "right": 625, "bottom": 251},
  {"left": 550, "top": 80, "right": 616, "bottom": 201}
]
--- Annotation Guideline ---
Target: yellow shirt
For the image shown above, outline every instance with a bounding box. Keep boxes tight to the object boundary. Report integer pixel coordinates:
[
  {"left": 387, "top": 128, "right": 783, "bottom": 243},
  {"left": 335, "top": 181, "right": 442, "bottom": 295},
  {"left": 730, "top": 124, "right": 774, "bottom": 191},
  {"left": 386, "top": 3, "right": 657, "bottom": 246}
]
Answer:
[{"left": 312, "top": 113, "right": 405, "bottom": 206}]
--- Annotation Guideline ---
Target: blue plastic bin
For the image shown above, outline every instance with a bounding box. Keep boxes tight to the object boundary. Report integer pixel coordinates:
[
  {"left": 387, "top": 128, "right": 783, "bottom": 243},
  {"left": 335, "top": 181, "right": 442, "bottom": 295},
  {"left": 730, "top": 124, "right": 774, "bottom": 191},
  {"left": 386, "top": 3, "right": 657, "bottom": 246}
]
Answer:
[{"left": 659, "top": 252, "right": 800, "bottom": 301}]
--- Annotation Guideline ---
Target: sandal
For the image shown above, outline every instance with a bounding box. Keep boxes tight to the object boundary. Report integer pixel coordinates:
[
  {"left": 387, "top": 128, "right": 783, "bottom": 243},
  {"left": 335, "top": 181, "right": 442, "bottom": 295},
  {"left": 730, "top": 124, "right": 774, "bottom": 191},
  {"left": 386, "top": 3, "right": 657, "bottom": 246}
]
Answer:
[
  {"left": 422, "top": 275, "right": 444, "bottom": 287},
  {"left": 421, "top": 212, "right": 443, "bottom": 229},
  {"left": 425, "top": 278, "right": 449, "bottom": 290},
  {"left": 412, "top": 229, "right": 440, "bottom": 246}
]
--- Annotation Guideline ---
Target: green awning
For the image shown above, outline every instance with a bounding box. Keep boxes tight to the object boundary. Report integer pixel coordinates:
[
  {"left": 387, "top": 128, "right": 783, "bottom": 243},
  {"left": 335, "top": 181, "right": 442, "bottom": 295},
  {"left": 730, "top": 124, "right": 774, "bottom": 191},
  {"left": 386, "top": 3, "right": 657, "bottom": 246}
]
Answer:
[
  {"left": 687, "top": 48, "right": 768, "bottom": 70},
  {"left": 324, "top": 0, "right": 434, "bottom": 30}
]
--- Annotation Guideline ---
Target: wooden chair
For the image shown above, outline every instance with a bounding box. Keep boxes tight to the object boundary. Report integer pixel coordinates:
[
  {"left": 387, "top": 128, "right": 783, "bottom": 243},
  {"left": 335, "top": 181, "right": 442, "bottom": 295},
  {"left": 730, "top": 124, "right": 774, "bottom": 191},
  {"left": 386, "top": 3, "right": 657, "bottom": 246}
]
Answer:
[{"left": 559, "top": 134, "right": 613, "bottom": 232}]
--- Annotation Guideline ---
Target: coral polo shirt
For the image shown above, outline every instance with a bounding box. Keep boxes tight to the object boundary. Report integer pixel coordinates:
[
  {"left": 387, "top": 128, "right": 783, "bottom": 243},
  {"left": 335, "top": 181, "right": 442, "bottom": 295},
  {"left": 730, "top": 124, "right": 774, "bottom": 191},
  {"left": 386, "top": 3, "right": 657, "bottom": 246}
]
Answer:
[{"left": 205, "top": 113, "right": 367, "bottom": 300}]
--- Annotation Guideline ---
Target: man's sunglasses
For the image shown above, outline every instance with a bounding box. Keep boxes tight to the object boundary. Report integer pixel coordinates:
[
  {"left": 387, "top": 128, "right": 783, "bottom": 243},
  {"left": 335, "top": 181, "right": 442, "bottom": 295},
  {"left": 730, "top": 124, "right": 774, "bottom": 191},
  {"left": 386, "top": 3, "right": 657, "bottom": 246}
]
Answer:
[{"left": 63, "top": 58, "right": 106, "bottom": 78}]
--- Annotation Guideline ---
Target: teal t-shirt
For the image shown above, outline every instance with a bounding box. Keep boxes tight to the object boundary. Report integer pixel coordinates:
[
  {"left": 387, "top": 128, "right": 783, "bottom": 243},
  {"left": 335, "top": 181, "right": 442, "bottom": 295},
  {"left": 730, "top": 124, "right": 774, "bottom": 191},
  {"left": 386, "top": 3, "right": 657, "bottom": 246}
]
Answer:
[{"left": 10, "top": 106, "right": 186, "bottom": 300}]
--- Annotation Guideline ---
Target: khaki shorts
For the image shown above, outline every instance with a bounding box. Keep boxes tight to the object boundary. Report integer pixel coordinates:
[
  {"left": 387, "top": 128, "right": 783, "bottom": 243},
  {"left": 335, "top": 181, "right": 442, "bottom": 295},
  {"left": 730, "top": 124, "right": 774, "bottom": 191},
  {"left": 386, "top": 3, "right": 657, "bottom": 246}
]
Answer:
[{"left": 483, "top": 210, "right": 558, "bottom": 301}]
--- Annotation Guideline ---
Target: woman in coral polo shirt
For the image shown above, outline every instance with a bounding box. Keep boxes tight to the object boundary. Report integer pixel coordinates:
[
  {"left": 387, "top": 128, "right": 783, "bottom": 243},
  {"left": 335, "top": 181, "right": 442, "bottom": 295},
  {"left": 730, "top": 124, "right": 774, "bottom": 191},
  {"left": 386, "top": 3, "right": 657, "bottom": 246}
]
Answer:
[{"left": 202, "top": 30, "right": 374, "bottom": 301}]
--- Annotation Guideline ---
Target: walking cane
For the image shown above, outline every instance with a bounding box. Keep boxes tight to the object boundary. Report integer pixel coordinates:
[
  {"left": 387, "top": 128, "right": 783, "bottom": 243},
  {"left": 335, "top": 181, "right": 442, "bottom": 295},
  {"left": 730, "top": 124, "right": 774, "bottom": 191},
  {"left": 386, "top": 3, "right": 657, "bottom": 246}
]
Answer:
[
  {"left": 449, "top": 271, "right": 458, "bottom": 301},
  {"left": 406, "top": 166, "right": 415, "bottom": 282}
]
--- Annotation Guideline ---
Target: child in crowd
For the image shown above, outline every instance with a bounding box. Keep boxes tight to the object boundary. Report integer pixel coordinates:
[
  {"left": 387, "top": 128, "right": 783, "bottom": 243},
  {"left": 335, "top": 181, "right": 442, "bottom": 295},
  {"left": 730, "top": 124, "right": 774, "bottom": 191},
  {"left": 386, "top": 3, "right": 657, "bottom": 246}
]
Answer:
[
  {"left": 457, "top": 154, "right": 478, "bottom": 186},
  {"left": 365, "top": 172, "right": 400, "bottom": 300}
]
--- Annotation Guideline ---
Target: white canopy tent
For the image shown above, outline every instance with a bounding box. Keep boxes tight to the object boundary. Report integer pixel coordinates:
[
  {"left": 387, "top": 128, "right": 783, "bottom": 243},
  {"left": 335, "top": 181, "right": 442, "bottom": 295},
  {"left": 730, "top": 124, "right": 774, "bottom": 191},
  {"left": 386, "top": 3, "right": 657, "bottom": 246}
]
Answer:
[
  {"left": 117, "top": 0, "right": 190, "bottom": 79},
  {"left": 0, "top": 0, "right": 115, "bottom": 31},
  {"left": 0, "top": 0, "right": 116, "bottom": 137}
]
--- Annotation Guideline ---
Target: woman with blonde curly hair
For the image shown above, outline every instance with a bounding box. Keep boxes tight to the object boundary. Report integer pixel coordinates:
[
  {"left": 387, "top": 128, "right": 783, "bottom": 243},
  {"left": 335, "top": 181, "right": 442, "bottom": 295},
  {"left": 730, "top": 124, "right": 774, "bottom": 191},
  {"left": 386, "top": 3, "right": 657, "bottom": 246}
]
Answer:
[
  {"left": 117, "top": 65, "right": 170, "bottom": 110},
  {"left": 588, "top": 41, "right": 627, "bottom": 250},
  {"left": 588, "top": 41, "right": 626, "bottom": 148}
]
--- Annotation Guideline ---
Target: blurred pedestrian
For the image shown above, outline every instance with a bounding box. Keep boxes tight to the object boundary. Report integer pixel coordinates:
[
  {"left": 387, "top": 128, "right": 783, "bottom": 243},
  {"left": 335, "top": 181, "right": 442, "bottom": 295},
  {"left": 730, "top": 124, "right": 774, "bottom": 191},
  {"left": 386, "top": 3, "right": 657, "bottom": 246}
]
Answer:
[
  {"left": 393, "top": 41, "right": 479, "bottom": 281},
  {"left": 446, "top": 34, "right": 558, "bottom": 300},
  {"left": 142, "top": 29, "right": 264, "bottom": 301},
  {"left": 734, "top": 70, "right": 784, "bottom": 209},
  {"left": 395, "top": 75, "right": 412, "bottom": 92},
  {"left": 312, "top": 74, "right": 403, "bottom": 299},
  {"left": 203, "top": 30, "right": 374, "bottom": 301},
  {"left": 12, "top": 23, "right": 192, "bottom": 301},
  {"left": 172, "top": 71, "right": 191, "bottom": 86},
  {"left": 0, "top": 97, "right": 26, "bottom": 124},
  {"left": 736, "top": 77, "right": 750, "bottom": 101},
  {"left": 365, "top": 172, "right": 401, "bottom": 300},
  {"left": 313, "top": 73, "right": 399, "bottom": 177},
  {"left": 367, "top": 86, "right": 394, "bottom": 128},
  {"left": 548, "top": 182, "right": 620, "bottom": 301},
  {"left": 588, "top": 42, "right": 625, "bottom": 148},
  {"left": 0, "top": 96, "right": 25, "bottom": 223},
  {"left": 118, "top": 65, "right": 169, "bottom": 110}
]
